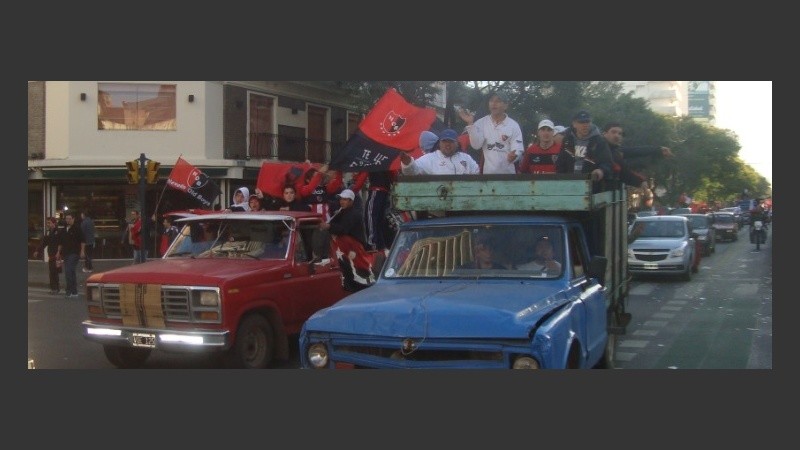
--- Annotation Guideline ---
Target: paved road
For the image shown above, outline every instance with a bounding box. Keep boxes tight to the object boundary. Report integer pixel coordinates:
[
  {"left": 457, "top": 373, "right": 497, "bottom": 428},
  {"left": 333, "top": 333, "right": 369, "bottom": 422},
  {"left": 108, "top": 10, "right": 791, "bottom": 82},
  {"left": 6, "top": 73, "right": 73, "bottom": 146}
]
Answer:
[{"left": 615, "top": 227, "right": 772, "bottom": 369}]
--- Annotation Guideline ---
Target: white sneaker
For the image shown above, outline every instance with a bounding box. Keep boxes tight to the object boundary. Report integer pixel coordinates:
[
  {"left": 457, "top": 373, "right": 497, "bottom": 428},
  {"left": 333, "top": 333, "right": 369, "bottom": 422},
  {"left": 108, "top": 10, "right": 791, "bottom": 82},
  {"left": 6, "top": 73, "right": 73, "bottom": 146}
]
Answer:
[{"left": 82, "top": 268, "right": 93, "bottom": 273}]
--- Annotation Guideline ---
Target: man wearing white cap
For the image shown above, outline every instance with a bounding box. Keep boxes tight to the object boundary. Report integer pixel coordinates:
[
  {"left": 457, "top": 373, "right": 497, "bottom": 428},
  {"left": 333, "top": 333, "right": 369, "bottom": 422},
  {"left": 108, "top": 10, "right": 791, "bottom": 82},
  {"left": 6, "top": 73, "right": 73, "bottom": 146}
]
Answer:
[
  {"left": 320, "top": 189, "right": 374, "bottom": 291},
  {"left": 519, "top": 119, "right": 561, "bottom": 174}
]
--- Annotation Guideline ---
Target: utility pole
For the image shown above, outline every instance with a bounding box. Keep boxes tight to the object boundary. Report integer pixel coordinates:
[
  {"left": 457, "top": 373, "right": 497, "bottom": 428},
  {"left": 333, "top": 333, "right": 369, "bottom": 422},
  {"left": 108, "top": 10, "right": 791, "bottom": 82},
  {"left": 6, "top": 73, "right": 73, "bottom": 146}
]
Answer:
[{"left": 137, "top": 153, "right": 148, "bottom": 264}]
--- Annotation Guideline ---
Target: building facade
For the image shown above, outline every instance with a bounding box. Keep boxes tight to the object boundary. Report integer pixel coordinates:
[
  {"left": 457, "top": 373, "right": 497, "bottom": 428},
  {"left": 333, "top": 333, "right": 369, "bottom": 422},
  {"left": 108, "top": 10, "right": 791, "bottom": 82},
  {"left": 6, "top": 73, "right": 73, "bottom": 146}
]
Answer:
[
  {"left": 620, "top": 81, "right": 716, "bottom": 124},
  {"left": 27, "top": 81, "right": 365, "bottom": 259}
]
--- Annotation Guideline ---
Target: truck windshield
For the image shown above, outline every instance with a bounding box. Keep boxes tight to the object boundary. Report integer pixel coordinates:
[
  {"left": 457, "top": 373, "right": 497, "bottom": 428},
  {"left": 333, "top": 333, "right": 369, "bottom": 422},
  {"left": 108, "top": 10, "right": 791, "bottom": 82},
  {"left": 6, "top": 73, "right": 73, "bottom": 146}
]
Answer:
[
  {"left": 382, "top": 224, "right": 564, "bottom": 279},
  {"left": 165, "top": 219, "right": 292, "bottom": 260}
]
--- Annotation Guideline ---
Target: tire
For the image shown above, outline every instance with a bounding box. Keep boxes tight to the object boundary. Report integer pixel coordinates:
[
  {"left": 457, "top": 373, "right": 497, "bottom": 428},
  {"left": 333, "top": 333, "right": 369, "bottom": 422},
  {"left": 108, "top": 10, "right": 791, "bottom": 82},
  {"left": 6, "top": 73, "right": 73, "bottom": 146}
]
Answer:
[
  {"left": 681, "top": 265, "right": 692, "bottom": 281},
  {"left": 225, "top": 314, "right": 275, "bottom": 369},
  {"left": 103, "top": 345, "right": 151, "bottom": 369}
]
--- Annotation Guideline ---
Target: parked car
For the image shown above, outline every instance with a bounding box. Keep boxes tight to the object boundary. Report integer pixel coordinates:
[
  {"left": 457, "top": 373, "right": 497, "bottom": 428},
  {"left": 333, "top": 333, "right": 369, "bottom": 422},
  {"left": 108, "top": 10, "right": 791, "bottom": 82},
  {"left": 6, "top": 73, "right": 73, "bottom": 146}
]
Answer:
[
  {"left": 711, "top": 212, "right": 739, "bottom": 242},
  {"left": 628, "top": 215, "right": 699, "bottom": 281},
  {"left": 677, "top": 213, "right": 716, "bottom": 256}
]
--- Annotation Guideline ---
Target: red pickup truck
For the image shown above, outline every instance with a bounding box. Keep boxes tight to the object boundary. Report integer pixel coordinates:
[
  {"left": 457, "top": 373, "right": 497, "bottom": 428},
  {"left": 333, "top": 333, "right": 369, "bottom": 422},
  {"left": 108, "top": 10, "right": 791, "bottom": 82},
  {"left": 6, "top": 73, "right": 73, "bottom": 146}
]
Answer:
[{"left": 82, "top": 210, "right": 349, "bottom": 368}]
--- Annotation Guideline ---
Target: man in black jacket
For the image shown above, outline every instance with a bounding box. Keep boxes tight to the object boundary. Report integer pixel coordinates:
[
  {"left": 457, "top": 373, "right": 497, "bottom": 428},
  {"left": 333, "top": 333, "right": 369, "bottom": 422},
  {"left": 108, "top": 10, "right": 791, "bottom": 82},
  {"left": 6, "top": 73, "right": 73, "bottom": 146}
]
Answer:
[
  {"left": 601, "top": 121, "right": 674, "bottom": 189},
  {"left": 320, "top": 189, "right": 374, "bottom": 291},
  {"left": 555, "top": 110, "right": 613, "bottom": 187},
  {"left": 34, "top": 217, "right": 64, "bottom": 294}
]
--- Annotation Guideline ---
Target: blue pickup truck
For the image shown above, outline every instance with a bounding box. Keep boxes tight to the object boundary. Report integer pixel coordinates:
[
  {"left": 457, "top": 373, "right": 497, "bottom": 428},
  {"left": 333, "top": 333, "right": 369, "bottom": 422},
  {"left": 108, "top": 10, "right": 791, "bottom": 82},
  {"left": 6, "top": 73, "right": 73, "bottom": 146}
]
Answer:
[{"left": 299, "top": 175, "right": 630, "bottom": 369}]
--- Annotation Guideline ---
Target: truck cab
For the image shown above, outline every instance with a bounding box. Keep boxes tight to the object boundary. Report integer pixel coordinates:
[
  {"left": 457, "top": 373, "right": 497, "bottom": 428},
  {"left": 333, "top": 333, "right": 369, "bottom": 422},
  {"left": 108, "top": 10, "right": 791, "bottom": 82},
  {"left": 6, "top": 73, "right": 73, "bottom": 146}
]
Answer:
[{"left": 299, "top": 174, "right": 630, "bottom": 369}]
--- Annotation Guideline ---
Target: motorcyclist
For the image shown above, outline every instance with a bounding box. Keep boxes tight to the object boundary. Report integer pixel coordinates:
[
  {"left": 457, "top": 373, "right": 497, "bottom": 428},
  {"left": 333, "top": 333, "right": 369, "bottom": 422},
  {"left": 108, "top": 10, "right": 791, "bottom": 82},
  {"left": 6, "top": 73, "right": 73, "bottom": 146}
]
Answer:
[{"left": 749, "top": 203, "right": 769, "bottom": 243}]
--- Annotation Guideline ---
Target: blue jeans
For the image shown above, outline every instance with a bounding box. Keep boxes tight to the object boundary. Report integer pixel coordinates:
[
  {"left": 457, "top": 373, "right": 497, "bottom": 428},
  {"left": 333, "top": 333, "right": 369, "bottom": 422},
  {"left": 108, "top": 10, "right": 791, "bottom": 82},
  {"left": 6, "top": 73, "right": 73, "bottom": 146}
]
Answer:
[
  {"left": 133, "top": 247, "right": 148, "bottom": 264},
  {"left": 64, "top": 253, "right": 80, "bottom": 295}
]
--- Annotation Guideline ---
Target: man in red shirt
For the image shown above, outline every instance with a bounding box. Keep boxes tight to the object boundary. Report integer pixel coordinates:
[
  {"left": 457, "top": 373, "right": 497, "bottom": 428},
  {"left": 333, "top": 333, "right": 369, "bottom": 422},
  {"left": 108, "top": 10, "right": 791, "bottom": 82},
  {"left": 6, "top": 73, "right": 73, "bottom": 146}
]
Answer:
[{"left": 519, "top": 119, "right": 561, "bottom": 174}]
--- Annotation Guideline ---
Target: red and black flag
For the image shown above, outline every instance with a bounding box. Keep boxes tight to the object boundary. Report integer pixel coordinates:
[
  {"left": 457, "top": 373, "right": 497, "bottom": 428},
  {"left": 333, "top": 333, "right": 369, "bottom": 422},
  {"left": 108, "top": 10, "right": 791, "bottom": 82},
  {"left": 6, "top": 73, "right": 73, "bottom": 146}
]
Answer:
[
  {"left": 166, "top": 157, "right": 221, "bottom": 208},
  {"left": 256, "top": 161, "right": 319, "bottom": 198},
  {"left": 329, "top": 88, "right": 442, "bottom": 172}
]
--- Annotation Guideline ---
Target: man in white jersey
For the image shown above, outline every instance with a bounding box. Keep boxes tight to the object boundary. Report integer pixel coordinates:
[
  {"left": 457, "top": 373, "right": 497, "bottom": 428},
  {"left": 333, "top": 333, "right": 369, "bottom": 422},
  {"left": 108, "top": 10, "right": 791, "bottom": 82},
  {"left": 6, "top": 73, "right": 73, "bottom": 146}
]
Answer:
[
  {"left": 400, "top": 129, "right": 480, "bottom": 175},
  {"left": 458, "top": 91, "right": 524, "bottom": 174}
]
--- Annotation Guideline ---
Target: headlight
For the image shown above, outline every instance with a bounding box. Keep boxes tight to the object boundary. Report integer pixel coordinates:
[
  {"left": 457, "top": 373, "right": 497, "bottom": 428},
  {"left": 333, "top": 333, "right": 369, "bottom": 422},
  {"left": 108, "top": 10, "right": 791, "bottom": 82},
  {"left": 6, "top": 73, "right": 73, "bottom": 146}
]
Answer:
[
  {"left": 669, "top": 242, "right": 687, "bottom": 258},
  {"left": 87, "top": 286, "right": 101, "bottom": 302},
  {"left": 512, "top": 356, "right": 540, "bottom": 369},
  {"left": 308, "top": 343, "right": 329, "bottom": 369},
  {"left": 627, "top": 248, "right": 635, "bottom": 259},
  {"left": 697, "top": 235, "right": 708, "bottom": 241},
  {"left": 198, "top": 290, "right": 219, "bottom": 306}
]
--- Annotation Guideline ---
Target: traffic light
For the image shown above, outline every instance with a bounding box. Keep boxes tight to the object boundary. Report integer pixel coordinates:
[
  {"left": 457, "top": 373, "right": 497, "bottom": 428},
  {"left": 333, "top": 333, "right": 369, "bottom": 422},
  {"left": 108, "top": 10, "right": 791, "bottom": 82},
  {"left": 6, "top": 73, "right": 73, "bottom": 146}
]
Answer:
[
  {"left": 125, "top": 160, "right": 140, "bottom": 184},
  {"left": 146, "top": 160, "right": 161, "bottom": 184}
]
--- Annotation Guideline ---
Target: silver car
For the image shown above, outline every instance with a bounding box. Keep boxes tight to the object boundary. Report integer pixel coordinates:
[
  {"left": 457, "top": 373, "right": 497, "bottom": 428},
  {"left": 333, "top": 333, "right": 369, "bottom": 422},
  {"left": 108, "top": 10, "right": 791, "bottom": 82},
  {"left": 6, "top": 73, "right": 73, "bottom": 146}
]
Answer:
[{"left": 628, "top": 215, "right": 697, "bottom": 281}]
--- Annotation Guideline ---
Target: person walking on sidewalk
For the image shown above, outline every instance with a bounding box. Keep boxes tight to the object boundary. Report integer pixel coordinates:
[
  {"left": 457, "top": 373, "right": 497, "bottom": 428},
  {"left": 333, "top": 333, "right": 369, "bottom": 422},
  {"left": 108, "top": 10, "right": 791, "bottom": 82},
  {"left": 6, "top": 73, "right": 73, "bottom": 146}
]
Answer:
[
  {"left": 33, "top": 216, "right": 64, "bottom": 294},
  {"left": 57, "top": 211, "right": 85, "bottom": 298},
  {"left": 80, "top": 211, "right": 95, "bottom": 273}
]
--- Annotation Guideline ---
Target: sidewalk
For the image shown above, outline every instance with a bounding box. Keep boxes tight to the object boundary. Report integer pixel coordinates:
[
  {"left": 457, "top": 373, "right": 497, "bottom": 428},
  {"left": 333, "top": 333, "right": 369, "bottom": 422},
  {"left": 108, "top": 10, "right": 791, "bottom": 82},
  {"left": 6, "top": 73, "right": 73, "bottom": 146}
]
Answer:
[{"left": 27, "top": 258, "right": 141, "bottom": 289}]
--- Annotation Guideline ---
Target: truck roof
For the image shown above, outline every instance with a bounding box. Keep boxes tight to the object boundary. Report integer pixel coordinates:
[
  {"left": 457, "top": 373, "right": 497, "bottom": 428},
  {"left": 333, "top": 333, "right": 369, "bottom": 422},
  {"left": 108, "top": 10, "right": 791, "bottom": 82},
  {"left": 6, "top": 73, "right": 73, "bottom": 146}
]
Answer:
[{"left": 175, "top": 210, "right": 322, "bottom": 223}]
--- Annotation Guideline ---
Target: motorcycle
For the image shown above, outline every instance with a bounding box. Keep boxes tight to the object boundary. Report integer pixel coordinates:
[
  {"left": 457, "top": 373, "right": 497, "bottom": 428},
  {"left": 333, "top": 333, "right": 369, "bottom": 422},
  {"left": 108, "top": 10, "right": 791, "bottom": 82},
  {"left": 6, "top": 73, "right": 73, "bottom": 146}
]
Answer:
[{"left": 750, "top": 220, "right": 767, "bottom": 251}]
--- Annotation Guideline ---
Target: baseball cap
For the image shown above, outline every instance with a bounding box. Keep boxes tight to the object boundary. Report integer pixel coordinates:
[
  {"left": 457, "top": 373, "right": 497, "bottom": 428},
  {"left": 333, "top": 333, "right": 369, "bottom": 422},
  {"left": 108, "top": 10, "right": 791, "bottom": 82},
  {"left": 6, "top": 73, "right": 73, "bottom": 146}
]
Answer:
[
  {"left": 438, "top": 129, "right": 459, "bottom": 141},
  {"left": 572, "top": 110, "right": 592, "bottom": 123},
  {"left": 337, "top": 189, "right": 356, "bottom": 200},
  {"left": 553, "top": 125, "right": 567, "bottom": 134},
  {"left": 538, "top": 119, "right": 555, "bottom": 130}
]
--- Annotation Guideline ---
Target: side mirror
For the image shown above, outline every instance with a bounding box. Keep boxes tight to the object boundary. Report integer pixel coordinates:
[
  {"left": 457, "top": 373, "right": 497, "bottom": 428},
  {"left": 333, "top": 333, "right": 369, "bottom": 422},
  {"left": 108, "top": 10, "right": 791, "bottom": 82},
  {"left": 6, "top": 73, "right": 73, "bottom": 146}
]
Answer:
[{"left": 587, "top": 256, "right": 607, "bottom": 286}]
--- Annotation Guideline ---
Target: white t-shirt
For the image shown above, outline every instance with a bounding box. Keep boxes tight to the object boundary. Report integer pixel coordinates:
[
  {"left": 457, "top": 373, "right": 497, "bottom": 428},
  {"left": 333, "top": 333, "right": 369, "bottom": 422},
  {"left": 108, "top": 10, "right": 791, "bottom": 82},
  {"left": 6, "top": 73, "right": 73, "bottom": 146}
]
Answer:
[
  {"left": 401, "top": 150, "right": 480, "bottom": 175},
  {"left": 467, "top": 114, "right": 524, "bottom": 174}
]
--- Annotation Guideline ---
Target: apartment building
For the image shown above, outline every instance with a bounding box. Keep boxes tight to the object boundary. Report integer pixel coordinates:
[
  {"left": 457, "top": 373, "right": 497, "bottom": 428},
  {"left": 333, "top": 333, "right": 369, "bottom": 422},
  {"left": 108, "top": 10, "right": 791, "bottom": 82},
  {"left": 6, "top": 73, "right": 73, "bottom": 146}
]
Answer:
[
  {"left": 27, "top": 81, "right": 364, "bottom": 259},
  {"left": 620, "top": 81, "right": 716, "bottom": 124}
]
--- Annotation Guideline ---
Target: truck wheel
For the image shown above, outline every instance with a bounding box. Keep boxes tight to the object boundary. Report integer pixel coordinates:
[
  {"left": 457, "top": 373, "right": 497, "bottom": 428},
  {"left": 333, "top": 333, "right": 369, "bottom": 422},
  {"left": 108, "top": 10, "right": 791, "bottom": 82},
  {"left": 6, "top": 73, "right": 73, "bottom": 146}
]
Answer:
[
  {"left": 225, "top": 314, "right": 275, "bottom": 369},
  {"left": 594, "top": 333, "right": 616, "bottom": 369},
  {"left": 103, "top": 345, "right": 151, "bottom": 369}
]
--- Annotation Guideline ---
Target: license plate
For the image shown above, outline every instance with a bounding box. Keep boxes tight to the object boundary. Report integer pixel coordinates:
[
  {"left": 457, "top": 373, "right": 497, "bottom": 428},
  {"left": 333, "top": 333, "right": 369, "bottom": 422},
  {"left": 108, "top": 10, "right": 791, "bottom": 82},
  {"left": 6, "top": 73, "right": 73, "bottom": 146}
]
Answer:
[
  {"left": 132, "top": 332, "right": 156, "bottom": 348},
  {"left": 644, "top": 262, "right": 658, "bottom": 270}
]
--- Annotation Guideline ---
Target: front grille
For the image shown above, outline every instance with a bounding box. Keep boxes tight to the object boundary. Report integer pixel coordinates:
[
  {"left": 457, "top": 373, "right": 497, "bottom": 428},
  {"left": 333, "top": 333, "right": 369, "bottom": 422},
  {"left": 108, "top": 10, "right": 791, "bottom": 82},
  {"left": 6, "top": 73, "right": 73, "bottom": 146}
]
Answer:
[
  {"left": 324, "top": 337, "right": 529, "bottom": 369},
  {"left": 95, "top": 284, "right": 219, "bottom": 324},
  {"left": 635, "top": 253, "right": 667, "bottom": 262}
]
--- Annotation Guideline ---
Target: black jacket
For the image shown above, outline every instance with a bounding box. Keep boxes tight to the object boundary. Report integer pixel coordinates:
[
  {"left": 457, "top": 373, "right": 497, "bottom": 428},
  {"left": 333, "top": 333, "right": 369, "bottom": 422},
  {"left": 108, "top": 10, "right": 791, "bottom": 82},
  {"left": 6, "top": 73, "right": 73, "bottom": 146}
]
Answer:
[
  {"left": 555, "top": 127, "right": 613, "bottom": 180},
  {"left": 328, "top": 206, "right": 368, "bottom": 248}
]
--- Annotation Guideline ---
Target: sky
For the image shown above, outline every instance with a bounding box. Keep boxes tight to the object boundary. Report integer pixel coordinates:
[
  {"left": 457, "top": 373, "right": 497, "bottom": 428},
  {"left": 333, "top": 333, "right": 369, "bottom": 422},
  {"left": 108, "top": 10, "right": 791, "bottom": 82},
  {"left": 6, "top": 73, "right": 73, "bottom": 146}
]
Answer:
[{"left": 712, "top": 81, "right": 772, "bottom": 186}]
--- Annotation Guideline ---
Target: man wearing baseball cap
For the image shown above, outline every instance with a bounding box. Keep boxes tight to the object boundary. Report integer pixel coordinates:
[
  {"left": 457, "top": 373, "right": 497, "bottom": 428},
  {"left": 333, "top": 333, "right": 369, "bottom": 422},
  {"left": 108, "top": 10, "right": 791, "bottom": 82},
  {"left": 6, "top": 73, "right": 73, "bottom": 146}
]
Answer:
[
  {"left": 400, "top": 128, "right": 480, "bottom": 175},
  {"left": 519, "top": 119, "right": 561, "bottom": 174},
  {"left": 554, "top": 110, "right": 613, "bottom": 186},
  {"left": 320, "top": 188, "right": 375, "bottom": 291}
]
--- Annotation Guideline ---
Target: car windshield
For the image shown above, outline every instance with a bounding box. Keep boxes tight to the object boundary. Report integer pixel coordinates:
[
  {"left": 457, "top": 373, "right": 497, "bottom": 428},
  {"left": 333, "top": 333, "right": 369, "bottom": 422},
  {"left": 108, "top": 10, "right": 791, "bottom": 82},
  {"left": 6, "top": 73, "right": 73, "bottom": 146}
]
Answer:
[
  {"left": 714, "top": 214, "right": 734, "bottom": 224},
  {"left": 165, "top": 218, "right": 293, "bottom": 260},
  {"left": 630, "top": 220, "right": 687, "bottom": 238},
  {"left": 686, "top": 216, "right": 708, "bottom": 229},
  {"left": 382, "top": 224, "right": 564, "bottom": 279}
]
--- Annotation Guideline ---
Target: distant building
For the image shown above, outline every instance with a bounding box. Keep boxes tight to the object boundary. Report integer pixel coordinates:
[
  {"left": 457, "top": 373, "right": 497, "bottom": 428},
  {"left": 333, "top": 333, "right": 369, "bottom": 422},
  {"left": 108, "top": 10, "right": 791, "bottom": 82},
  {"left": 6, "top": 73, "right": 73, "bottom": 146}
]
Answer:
[{"left": 620, "top": 81, "right": 716, "bottom": 124}]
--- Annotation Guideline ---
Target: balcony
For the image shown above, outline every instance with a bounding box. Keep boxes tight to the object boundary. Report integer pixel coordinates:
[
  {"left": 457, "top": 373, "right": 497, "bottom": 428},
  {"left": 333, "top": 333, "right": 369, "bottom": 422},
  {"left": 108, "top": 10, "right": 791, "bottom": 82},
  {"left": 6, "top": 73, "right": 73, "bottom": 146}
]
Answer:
[{"left": 227, "top": 132, "right": 346, "bottom": 164}]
